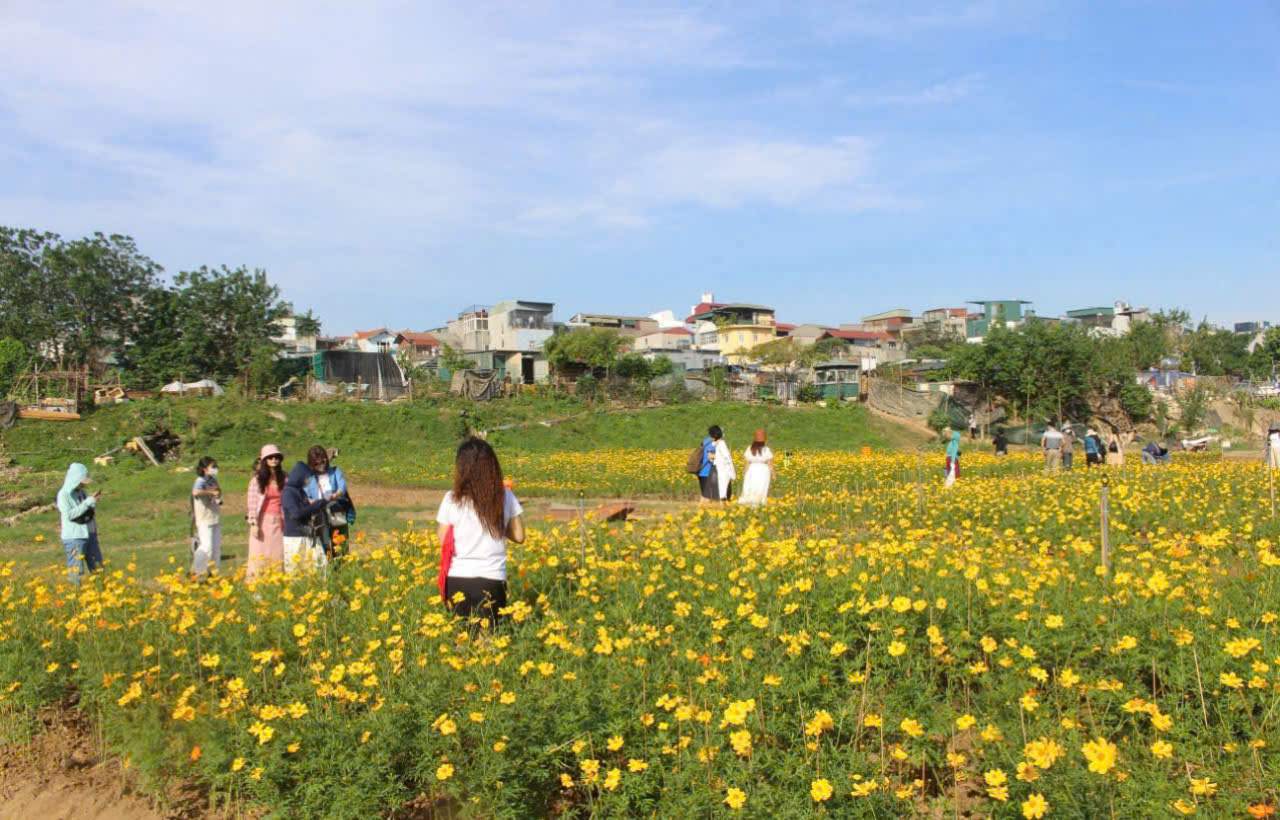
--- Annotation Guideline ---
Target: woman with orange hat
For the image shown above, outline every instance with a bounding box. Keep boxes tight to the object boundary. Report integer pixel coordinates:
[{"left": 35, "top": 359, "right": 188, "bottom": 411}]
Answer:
[
  {"left": 738, "top": 429, "right": 774, "bottom": 506},
  {"left": 245, "top": 444, "right": 286, "bottom": 581}
]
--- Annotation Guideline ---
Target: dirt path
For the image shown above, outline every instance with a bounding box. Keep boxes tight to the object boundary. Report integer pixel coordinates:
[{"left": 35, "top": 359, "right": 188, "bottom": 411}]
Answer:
[{"left": 0, "top": 707, "right": 211, "bottom": 820}]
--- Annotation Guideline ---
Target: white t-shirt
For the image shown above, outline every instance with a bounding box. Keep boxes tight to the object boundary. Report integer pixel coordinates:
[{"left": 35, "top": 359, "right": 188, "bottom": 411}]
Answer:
[
  {"left": 317, "top": 473, "right": 333, "bottom": 496},
  {"left": 436, "top": 489, "right": 523, "bottom": 581}
]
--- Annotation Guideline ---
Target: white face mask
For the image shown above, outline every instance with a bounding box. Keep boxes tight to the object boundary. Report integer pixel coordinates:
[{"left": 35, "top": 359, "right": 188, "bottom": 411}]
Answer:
[{"left": 208, "top": 468, "right": 219, "bottom": 477}]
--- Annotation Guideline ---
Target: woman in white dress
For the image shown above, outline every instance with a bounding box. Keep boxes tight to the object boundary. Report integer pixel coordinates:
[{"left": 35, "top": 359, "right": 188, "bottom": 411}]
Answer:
[
  {"left": 1267, "top": 426, "right": 1280, "bottom": 468},
  {"left": 712, "top": 427, "right": 736, "bottom": 502},
  {"left": 738, "top": 429, "right": 773, "bottom": 506}
]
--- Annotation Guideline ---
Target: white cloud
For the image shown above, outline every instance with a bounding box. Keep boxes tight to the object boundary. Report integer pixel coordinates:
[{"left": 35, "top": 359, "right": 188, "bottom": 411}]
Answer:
[{"left": 0, "top": 0, "right": 949, "bottom": 301}]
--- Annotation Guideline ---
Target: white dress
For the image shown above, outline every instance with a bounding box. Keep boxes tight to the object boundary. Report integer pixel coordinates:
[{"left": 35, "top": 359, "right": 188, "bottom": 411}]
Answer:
[
  {"left": 713, "top": 439, "right": 736, "bottom": 500},
  {"left": 738, "top": 446, "right": 773, "bottom": 506},
  {"left": 1268, "top": 433, "right": 1280, "bottom": 468}
]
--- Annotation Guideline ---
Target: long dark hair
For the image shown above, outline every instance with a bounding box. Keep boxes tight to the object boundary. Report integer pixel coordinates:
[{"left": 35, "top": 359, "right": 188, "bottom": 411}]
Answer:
[
  {"left": 256, "top": 455, "right": 285, "bottom": 492},
  {"left": 750, "top": 441, "right": 765, "bottom": 456},
  {"left": 307, "top": 445, "right": 330, "bottom": 472},
  {"left": 452, "top": 438, "right": 505, "bottom": 538}
]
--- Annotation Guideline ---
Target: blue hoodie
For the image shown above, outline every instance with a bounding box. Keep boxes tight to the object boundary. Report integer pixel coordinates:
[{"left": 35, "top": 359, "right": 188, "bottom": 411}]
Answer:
[
  {"left": 57, "top": 463, "right": 97, "bottom": 540},
  {"left": 946, "top": 431, "right": 961, "bottom": 460},
  {"left": 282, "top": 462, "right": 327, "bottom": 538}
]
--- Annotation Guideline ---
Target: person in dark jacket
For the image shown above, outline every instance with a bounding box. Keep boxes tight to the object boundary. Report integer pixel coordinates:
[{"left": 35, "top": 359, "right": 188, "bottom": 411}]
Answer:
[
  {"left": 992, "top": 428, "right": 1008, "bottom": 456},
  {"left": 281, "top": 461, "right": 327, "bottom": 574}
]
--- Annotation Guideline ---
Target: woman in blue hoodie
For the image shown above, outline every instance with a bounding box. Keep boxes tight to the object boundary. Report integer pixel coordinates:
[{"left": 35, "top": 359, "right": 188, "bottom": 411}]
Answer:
[
  {"left": 944, "top": 429, "right": 962, "bottom": 487},
  {"left": 281, "top": 461, "right": 328, "bottom": 574},
  {"left": 57, "top": 463, "right": 102, "bottom": 582}
]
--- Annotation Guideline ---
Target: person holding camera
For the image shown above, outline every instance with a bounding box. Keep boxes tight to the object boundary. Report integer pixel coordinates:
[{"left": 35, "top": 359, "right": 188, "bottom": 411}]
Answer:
[{"left": 57, "top": 462, "right": 102, "bottom": 583}]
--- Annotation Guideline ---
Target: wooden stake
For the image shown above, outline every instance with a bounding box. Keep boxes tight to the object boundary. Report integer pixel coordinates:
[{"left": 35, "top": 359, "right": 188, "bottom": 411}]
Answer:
[
  {"left": 1100, "top": 474, "right": 1111, "bottom": 578},
  {"left": 1269, "top": 459, "right": 1275, "bottom": 520}
]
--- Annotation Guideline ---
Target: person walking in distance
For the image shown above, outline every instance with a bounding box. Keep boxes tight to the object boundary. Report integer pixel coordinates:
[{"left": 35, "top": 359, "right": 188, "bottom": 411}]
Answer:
[
  {"left": 711, "top": 425, "right": 736, "bottom": 502},
  {"left": 1041, "top": 423, "right": 1063, "bottom": 472},
  {"left": 190, "top": 457, "right": 223, "bottom": 578},
  {"left": 694, "top": 428, "right": 719, "bottom": 504},
  {"left": 436, "top": 438, "right": 525, "bottom": 629},
  {"left": 1060, "top": 426, "right": 1076, "bottom": 471},
  {"left": 738, "top": 429, "right": 774, "bottom": 506},
  {"left": 246, "top": 445, "right": 287, "bottom": 581},
  {"left": 944, "top": 428, "right": 961, "bottom": 487}
]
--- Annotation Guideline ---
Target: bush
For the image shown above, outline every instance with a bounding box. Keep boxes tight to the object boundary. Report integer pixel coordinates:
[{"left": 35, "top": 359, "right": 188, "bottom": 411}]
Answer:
[{"left": 797, "top": 384, "right": 822, "bottom": 403}]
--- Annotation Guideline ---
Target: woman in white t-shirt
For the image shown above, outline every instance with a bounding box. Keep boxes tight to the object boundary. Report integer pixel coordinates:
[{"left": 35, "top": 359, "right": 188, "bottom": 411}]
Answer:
[{"left": 436, "top": 438, "right": 525, "bottom": 627}]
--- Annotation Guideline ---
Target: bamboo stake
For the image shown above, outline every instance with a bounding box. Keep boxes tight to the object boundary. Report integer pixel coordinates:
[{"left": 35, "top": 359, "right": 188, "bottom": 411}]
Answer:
[{"left": 1100, "top": 474, "right": 1111, "bottom": 579}]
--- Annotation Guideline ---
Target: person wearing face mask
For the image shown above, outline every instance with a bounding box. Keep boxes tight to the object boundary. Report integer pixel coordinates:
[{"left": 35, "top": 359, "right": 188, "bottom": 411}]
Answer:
[{"left": 190, "top": 456, "right": 223, "bottom": 577}]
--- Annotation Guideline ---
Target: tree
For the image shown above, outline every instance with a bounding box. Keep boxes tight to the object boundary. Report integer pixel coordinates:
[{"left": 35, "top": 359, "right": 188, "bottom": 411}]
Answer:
[
  {"left": 0, "top": 337, "right": 29, "bottom": 398},
  {"left": 1176, "top": 384, "right": 1210, "bottom": 435},
  {"left": 117, "top": 265, "right": 288, "bottom": 386},
  {"left": 0, "top": 227, "right": 161, "bottom": 368},
  {"left": 438, "top": 342, "right": 472, "bottom": 375},
  {"left": 543, "top": 329, "right": 623, "bottom": 375},
  {"left": 1231, "top": 390, "right": 1257, "bottom": 436},
  {"left": 292, "top": 309, "right": 322, "bottom": 336},
  {"left": 748, "top": 337, "right": 825, "bottom": 401}
]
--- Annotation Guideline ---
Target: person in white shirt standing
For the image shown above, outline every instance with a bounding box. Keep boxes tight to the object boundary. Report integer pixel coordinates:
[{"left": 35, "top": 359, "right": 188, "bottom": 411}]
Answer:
[
  {"left": 436, "top": 438, "right": 525, "bottom": 628},
  {"left": 1041, "top": 424, "right": 1063, "bottom": 472},
  {"left": 711, "top": 426, "right": 736, "bottom": 502},
  {"left": 190, "top": 456, "right": 223, "bottom": 577}
]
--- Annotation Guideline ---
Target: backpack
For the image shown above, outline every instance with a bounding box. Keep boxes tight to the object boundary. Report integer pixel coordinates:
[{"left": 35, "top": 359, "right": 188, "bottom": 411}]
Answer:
[{"left": 686, "top": 445, "right": 705, "bottom": 474}]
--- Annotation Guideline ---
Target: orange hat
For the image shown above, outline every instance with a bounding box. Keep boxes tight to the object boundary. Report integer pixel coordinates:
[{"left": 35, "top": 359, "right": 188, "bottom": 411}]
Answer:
[{"left": 753, "top": 429, "right": 766, "bottom": 444}]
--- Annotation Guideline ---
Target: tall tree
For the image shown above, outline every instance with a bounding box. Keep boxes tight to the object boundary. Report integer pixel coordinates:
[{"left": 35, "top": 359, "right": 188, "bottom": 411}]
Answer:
[{"left": 0, "top": 227, "right": 161, "bottom": 368}]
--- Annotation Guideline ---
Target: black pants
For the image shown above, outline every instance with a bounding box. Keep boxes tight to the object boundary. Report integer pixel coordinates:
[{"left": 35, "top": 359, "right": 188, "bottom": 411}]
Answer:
[
  {"left": 699, "top": 467, "right": 719, "bottom": 500},
  {"left": 445, "top": 576, "right": 507, "bottom": 629}
]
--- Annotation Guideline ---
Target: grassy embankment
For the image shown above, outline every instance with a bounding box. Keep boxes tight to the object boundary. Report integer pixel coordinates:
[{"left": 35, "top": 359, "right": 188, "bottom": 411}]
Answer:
[{"left": 0, "top": 395, "right": 925, "bottom": 574}]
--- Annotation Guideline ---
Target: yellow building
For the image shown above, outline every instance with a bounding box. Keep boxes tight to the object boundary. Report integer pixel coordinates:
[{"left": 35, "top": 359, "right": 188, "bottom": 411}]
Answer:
[{"left": 689, "top": 303, "right": 777, "bottom": 364}]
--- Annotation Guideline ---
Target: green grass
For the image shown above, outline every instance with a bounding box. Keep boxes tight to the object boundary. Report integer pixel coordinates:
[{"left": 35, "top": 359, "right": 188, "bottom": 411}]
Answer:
[{"left": 0, "top": 395, "right": 925, "bottom": 574}]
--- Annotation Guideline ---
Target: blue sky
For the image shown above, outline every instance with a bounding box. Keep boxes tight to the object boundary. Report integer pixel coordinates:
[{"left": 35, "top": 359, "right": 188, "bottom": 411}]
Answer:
[{"left": 2, "top": 1, "right": 1277, "bottom": 332}]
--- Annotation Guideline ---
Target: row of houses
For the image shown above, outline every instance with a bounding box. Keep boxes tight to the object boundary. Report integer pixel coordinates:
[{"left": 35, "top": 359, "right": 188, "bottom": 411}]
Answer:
[{"left": 274, "top": 292, "right": 1267, "bottom": 389}]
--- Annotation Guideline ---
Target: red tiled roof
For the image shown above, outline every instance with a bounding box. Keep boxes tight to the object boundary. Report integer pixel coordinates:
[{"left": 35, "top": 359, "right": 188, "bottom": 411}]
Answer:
[
  {"left": 398, "top": 331, "right": 439, "bottom": 346},
  {"left": 352, "top": 327, "right": 391, "bottom": 340},
  {"left": 828, "top": 329, "right": 890, "bottom": 342},
  {"left": 775, "top": 322, "right": 797, "bottom": 332},
  {"left": 684, "top": 302, "right": 725, "bottom": 322}
]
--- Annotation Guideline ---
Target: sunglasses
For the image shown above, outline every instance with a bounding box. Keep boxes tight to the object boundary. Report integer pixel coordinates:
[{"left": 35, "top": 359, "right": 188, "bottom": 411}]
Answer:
[{"left": 266, "top": 455, "right": 283, "bottom": 461}]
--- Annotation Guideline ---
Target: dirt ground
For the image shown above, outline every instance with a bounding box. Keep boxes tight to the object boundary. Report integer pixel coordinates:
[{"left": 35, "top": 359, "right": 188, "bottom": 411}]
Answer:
[{"left": 0, "top": 706, "right": 212, "bottom": 820}]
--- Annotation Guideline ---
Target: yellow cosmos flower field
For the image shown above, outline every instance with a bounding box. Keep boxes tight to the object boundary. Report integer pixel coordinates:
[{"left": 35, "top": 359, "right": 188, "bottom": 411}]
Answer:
[{"left": 2, "top": 451, "right": 1278, "bottom": 818}]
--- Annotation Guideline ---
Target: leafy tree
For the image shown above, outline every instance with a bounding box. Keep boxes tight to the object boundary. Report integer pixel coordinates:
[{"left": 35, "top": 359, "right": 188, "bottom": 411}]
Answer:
[
  {"left": 648, "top": 355, "right": 675, "bottom": 379},
  {"left": 614, "top": 353, "right": 653, "bottom": 381},
  {"left": 1176, "top": 384, "right": 1210, "bottom": 434},
  {"left": 117, "top": 265, "right": 287, "bottom": 387},
  {"left": 1231, "top": 390, "right": 1256, "bottom": 435},
  {"left": 1181, "top": 321, "right": 1249, "bottom": 376},
  {"left": 0, "top": 337, "right": 29, "bottom": 398},
  {"left": 1248, "top": 328, "right": 1280, "bottom": 381},
  {"left": 292, "top": 309, "right": 322, "bottom": 336},
  {"left": 0, "top": 227, "right": 161, "bottom": 368},
  {"left": 438, "top": 343, "right": 472, "bottom": 375},
  {"left": 1123, "top": 320, "right": 1168, "bottom": 370},
  {"left": 543, "top": 329, "right": 623, "bottom": 375}
]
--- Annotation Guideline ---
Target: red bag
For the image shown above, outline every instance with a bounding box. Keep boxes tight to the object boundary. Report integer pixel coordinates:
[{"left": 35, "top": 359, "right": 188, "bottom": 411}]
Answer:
[{"left": 437, "top": 525, "right": 455, "bottom": 603}]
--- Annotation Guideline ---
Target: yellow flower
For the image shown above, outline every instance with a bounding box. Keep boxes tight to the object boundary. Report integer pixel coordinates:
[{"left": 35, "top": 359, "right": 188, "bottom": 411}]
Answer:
[
  {"left": 956, "top": 714, "right": 976, "bottom": 730},
  {"left": 1219, "top": 672, "right": 1244, "bottom": 689},
  {"left": 887, "top": 641, "right": 907, "bottom": 657},
  {"left": 864, "top": 713, "right": 882, "bottom": 728},
  {"left": 810, "top": 778, "right": 834, "bottom": 802},
  {"left": 1023, "top": 737, "right": 1064, "bottom": 769},
  {"left": 627, "top": 758, "right": 648, "bottom": 772},
  {"left": 984, "top": 769, "right": 1007, "bottom": 787},
  {"left": 1150, "top": 740, "right": 1173, "bottom": 759},
  {"left": 231, "top": 757, "right": 245, "bottom": 772},
  {"left": 436, "top": 763, "right": 454, "bottom": 781},
  {"left": 1044, "top": 614, "right": 1064, "bottom": 629},
  {"left": 292, "top": 623, "right": 306, "bottom": 637},
  {"left": 1081, "top": 737, "right": 1118, "bottom": 775},
  {"left": 602, "top": 768, "right": 621, "bottom": 791},
  {"left": 1188, "top": 777, "right": 1217, "bottom": 797},
  {"left": 729, "top": 729, "right": 752, "bottom": 757},
  {"left": 724, "top": 787, "right": 746, "bottom": 810},
  {"left": 1021, "top": 792, "right": 1049, "bottom": 819},
  {"left": 900, "top": 718, "right": 925, "bottom": 738},
  {"left": 804, "top": 710, "right": 834, "bottom": 737},
  {"left": 606, "top": 735, "right": 624, "bottom": 751},
  {"left": 1171, "top": 798, "right": 1197, "bottom": 815}
]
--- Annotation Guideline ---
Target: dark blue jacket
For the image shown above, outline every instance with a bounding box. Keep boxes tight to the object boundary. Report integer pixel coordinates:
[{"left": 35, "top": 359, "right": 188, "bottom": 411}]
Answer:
[{"left": 282, "top": 462, "right": 326, "bottom": 538}]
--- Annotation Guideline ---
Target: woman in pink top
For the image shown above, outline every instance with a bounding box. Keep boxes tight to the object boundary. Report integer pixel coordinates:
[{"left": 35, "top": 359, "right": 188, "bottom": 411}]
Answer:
[{"left": 245, "top": 444, "right": 286, "bottom": 580}]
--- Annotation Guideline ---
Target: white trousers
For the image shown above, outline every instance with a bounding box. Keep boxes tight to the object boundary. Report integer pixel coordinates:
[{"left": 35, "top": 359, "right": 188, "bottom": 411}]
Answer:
[
  {"left": 283, "top": 535, "right": 327, "bottom": 575},
  {"left": 192, "top": 523, "right": 222, "bottom": 576}
]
